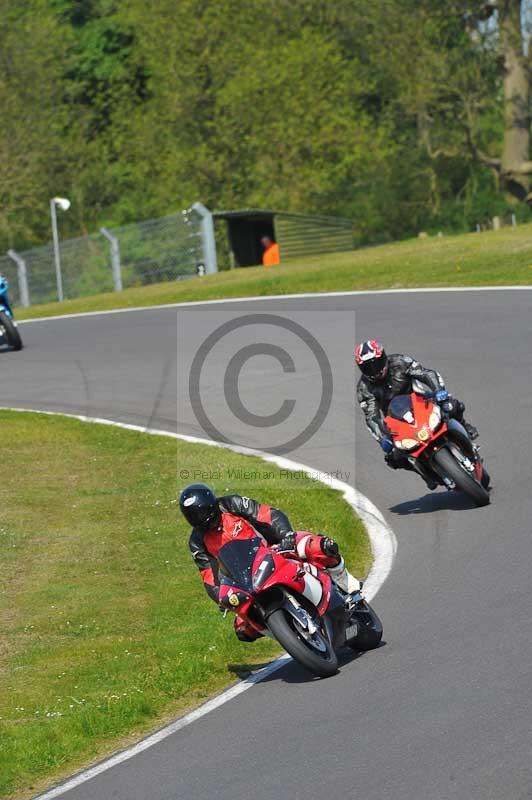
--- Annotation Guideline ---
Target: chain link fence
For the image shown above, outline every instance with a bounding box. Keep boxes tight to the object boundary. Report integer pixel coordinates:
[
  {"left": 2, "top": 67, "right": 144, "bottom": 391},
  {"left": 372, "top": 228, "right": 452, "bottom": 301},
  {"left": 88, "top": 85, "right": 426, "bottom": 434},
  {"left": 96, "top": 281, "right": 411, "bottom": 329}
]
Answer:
[
  {"left": 0, "top": 255, "right": 20, "bottom": 306},
  {"left": 112, "top": 211, "right": 202, "bottom": 289},
  {"left": 23, "top": 233, "right": 112, "bottom": 306},
  {"left": 2, "top": 209, "right": 204, "bottom": 308},
  {"left": 1, "top": 202, "right": 363, "bottom": 309}
]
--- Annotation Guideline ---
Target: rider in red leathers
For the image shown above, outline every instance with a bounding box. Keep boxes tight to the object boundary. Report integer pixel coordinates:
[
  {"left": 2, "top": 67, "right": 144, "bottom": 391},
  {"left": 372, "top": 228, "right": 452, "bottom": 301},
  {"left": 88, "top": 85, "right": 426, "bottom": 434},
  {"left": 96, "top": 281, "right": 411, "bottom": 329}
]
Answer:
[{"left": 180, "top": 484, "right": 361, "bottom": 642}]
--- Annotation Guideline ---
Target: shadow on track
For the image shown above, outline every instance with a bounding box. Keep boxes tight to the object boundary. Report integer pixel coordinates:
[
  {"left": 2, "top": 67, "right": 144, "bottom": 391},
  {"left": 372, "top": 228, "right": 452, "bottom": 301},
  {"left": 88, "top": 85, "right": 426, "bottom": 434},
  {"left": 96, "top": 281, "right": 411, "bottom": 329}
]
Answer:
[
  {"left": 228, "top": 642, "right": 386, "bottom": 685},
  {"left": 389, "top": 490, "right": 480, "bottom": 515},
  {"left": 227, "top": 662, "right": 276, "bottom": 679}
]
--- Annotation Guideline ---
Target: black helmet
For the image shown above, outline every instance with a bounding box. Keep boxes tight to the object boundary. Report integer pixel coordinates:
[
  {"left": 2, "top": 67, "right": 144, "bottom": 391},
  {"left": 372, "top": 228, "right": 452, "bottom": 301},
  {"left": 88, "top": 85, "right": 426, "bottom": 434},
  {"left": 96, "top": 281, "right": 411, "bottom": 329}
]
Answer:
[
  {"left": 179, "top": 483, "right": 219, "bottom": 528},
  {"left": 355, "top": 339, "right": 388, "bottom": 383}
]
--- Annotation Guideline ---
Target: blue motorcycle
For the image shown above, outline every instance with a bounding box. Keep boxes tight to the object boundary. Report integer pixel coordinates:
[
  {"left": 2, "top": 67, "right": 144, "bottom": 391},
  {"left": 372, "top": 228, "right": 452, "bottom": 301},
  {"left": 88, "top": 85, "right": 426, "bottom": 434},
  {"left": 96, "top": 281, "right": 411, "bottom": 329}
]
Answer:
[{"left": 0, "top": 275, "right": 23, "bottom": 350}]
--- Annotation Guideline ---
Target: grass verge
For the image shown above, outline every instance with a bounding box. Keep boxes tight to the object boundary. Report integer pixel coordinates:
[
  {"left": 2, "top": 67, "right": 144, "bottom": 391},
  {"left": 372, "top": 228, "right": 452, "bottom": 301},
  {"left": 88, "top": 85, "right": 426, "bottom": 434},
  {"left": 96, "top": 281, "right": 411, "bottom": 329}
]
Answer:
[
  {"left": 0, "top": 410, "right": 370, "bottom": 799},
  {"left": 14, "top": 223, "right": 532, "bottom": 322}
]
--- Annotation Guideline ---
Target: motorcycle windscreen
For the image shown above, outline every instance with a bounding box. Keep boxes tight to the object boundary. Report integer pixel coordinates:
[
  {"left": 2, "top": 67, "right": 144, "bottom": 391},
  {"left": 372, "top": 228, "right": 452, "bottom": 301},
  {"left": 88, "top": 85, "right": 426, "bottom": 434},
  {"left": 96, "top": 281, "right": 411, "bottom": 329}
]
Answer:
[
  {"left": 387, "top": 394, "right": 414, "bottom": 423},
  {"left": 218, "top": 537, "right": 263, "bottom": 593}
]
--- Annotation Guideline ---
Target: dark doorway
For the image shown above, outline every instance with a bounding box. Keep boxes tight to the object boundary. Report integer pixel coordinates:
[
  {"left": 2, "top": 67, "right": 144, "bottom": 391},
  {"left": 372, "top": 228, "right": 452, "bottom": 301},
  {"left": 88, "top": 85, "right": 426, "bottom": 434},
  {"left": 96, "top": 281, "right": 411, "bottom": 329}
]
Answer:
[{"left": 217, "top": 212, "right": 275, "bottom": 267}]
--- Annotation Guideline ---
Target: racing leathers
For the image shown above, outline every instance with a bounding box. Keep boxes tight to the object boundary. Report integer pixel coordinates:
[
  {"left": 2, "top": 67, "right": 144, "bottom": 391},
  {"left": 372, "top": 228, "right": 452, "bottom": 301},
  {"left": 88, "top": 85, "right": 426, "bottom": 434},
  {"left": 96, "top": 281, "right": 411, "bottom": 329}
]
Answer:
[
  {"left": 188, "top": 494, "right": 358, "bottom": 641},
  {"left": 356, "top": 354, "right": 473, "bottom": 470}
]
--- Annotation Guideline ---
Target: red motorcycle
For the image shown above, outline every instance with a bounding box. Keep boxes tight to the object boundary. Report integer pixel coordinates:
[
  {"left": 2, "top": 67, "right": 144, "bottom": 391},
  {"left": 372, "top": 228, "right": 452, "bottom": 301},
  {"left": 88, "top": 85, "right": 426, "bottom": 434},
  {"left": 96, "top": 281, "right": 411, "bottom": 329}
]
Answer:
[
  {"left": 384, "top": 383, "right": 490, "bottom": 507},
  {"left": 217, "top": 520, "right": 382, "bottom": 678}
]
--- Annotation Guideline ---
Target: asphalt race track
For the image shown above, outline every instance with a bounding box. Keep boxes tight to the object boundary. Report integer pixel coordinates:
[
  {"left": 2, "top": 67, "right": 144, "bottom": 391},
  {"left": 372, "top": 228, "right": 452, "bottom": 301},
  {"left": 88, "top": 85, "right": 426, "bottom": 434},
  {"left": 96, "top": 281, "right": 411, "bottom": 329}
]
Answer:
[{"left": 3, "top": 289, "right": 532, "bottom": 800}]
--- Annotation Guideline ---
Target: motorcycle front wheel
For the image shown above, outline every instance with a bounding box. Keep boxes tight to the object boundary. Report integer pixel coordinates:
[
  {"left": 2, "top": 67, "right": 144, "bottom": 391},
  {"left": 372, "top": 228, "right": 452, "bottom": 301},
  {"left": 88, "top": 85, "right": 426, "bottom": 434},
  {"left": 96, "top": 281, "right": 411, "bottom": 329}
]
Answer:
[
  {"left": 433, "top": 446, "right": 490, "bottom": 507},
  {"left": 266, "top": 607, "right": 338, "bottom": 677},
  {"left": 0, "top": 311, "right": 22, "bottom": 351}
]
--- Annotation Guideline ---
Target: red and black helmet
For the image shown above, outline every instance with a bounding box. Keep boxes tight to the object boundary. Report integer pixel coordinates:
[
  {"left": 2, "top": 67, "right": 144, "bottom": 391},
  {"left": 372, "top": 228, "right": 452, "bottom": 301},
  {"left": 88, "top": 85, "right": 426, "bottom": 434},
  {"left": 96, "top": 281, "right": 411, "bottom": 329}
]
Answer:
[{"left": 355, "top": 340, "right": 388, "bottom": 382}]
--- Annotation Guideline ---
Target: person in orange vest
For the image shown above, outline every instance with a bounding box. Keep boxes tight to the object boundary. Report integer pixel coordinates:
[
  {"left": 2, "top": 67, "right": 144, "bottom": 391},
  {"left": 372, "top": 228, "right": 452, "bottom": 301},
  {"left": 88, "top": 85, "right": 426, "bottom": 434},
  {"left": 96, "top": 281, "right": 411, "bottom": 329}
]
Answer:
[{"left": 261, "top": 235, "right": 280, "bottom": 266}]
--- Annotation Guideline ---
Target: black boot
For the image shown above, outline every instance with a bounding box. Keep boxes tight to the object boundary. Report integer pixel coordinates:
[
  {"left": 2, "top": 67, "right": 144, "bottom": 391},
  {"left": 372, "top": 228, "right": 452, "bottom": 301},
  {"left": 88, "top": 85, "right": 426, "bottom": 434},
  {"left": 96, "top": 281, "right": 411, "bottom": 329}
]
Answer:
[
  {"left": 464, "top": 422, "right": 479, "bottom": 441},
  {"left": 422, "top": 474, "right": 438, "bottom": 491}
]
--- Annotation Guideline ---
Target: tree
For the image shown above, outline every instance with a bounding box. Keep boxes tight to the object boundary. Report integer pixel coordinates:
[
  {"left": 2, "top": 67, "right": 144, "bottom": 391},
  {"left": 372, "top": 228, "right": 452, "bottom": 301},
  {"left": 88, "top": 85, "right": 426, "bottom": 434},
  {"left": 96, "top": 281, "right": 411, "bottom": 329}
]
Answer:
[
  {"left": 497, "top": 0, "right": 532, "bottom": 199},
  {"left": 0, "top": 1, "right": 73, "bottom": 247},
  {"left": 380, "top": 1, "right": 532, "bottom": 205},
  {"left": 4, "top": 0, "right": 532, "bottom": 252}
]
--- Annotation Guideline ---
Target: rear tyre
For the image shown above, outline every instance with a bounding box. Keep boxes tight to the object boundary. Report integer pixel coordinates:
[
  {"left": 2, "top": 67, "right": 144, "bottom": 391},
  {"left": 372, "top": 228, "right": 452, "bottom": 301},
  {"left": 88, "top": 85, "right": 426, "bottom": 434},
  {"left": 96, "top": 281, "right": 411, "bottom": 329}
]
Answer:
[
  {"left": 266, "top": 607, "right": 338, "bottom": 677},
  {"left": 348, "top": 600, "right": 383, "bottom": 651},
  {"left": 0, "top": 312, "right": 22, "bottom": 350},
  {"left": 433, "top": 446, "right": 490, "bottom": 507}
]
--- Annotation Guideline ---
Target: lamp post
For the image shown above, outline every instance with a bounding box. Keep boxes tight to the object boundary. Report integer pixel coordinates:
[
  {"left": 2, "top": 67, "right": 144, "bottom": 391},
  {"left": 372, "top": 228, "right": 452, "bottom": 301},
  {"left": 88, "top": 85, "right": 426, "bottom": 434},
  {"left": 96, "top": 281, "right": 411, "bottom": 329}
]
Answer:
[{"left": 50, "top": 196, "right": 71, "bottom": 302}]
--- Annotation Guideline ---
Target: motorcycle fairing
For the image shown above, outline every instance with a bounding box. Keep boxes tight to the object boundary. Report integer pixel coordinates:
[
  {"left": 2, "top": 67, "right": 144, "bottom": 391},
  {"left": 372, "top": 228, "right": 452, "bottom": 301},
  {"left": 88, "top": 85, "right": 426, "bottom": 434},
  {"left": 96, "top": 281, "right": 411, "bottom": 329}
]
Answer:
[
  {"left": 386, "top": 392, "right": 447, "bottom": 456},
  {"left": 387, "top": 394, "right": 416, "bottom": 424},
  {"left": 218, "top": 537, "right": 262, "bottom": 593},
  {"left": 217, "top": 534, "right": 333, "bottom": 620},
  {"left": 259, "top": 550, "right": 332, "bottom": 617},
  {"left": 444, "top": 418, "right": 476, "bottom": 458}
]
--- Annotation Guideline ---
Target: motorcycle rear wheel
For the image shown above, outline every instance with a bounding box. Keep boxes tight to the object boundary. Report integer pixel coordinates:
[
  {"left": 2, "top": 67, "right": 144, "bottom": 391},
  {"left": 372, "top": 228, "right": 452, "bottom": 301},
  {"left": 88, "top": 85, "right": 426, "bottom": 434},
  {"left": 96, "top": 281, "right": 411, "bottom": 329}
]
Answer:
[
  {"left": 0, "top": 311, "right": 22, "bottom": 350},
  {"left": 433, "top": 446, "right": 490, "bottom": 507},
  {"left": 267, "top": 607, "right": 338, "bottom": 677}
]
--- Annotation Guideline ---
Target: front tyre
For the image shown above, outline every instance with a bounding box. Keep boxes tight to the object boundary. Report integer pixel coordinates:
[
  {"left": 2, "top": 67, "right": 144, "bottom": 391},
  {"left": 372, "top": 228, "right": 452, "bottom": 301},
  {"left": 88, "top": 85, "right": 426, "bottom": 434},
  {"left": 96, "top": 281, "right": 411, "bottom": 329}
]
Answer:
[
  {"left": 433, "top": 446, "right": 490, "bottom": 507},
  {"left": 0, "top": 312, "right": 22, "bottom": 350},
  {"left": 266, "top": 607, "right": 338, "bottom": 677},
  {"left": 481, "top": 466, "right": 491, "bottom": 489}
]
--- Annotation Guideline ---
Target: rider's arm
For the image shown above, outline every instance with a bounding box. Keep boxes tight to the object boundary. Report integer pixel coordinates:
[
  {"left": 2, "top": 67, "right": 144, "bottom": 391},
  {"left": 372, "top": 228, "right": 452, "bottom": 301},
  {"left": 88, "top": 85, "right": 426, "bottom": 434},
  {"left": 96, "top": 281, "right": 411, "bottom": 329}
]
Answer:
[
  {"left": 219, "top": 495, "right": 293, "bottom": 544},
  {"left": 188, "top": 529, "right": 219, "bottom": 603},
  {"left": 356, "top": 379, "right": 389, "bottom": 441},
  {"left": 403, "top": 356, "right": 445, "bottom": 393}
]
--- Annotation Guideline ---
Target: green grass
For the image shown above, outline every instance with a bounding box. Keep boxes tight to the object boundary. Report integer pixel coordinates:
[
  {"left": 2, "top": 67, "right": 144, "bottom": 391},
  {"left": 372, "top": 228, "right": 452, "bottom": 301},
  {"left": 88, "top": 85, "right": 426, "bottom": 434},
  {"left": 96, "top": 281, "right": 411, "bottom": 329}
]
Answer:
[
  {"left": 0, "top": 410, "right": 370, "bottom": 799},
  {"left": 15, "top": 223, "right": 532, "bottom": 321}
]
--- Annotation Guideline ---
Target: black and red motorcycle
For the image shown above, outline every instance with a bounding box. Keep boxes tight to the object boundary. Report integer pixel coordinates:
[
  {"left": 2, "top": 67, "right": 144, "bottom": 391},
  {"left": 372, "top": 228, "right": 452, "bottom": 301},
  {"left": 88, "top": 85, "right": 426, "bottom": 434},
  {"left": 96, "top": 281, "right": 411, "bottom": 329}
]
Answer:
[
  {"left": 217, "top": 520, "right": 382, "bottom": 678},
  {"left": 384, "top": 381, "right": 490, "bottom": 507}
]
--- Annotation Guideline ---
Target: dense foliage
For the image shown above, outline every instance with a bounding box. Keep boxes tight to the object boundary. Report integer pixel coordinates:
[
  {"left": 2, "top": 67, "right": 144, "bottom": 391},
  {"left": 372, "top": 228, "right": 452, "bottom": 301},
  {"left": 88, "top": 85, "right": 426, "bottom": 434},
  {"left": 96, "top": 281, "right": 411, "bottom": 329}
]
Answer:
[{"left": 1, "top": 0, "right": 532, "bottom": 250}]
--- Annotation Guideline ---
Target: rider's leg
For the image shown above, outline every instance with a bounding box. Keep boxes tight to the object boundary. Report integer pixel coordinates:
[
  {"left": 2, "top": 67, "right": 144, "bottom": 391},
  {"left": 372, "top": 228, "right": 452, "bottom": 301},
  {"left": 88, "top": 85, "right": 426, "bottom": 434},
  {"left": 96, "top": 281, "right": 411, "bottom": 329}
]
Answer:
[
  {"left": 385, "top": 449, "right": 437, "bottom": 490},
  {"left": 327, "top": 558, "right": 362, "bottom": 594},
  {"left": 446, "top": 397, "right": 478, "bottom": 440},
  {"left": 295, "top": 533, "right": 361, "bottom": 594}
]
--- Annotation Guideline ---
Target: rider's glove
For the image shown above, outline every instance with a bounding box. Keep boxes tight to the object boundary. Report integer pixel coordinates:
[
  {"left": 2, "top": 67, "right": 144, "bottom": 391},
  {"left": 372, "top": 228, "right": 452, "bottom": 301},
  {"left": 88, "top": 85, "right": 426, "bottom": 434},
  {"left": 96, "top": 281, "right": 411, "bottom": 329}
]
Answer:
[
  {"left": 379, "top": 437, "right": 394, "bottom": 454},
  {"left": 435, "top": 389, "right": 448, "bottom": 403},
  {"left": 278, "top": 531, "right": 296, "bottom": 552},
  {"left": 320, "top": 537, "right": 339, "bottom": 557}
]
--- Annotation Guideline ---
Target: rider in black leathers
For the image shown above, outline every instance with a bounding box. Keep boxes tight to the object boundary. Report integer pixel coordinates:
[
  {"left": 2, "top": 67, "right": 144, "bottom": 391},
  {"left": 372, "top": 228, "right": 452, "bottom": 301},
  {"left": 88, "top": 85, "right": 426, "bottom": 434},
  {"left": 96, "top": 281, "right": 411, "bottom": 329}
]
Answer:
[{"left": 355, "top": 340, "right": 478, "bottom": 486}]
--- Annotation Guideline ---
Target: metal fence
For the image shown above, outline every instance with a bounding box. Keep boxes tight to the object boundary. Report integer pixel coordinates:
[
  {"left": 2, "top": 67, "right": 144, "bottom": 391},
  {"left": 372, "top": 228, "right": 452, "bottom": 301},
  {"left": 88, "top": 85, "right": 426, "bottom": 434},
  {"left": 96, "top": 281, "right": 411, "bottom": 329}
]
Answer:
[
  {"left": 2, "top": 209, "right": 206, "bottom": 308},
  {"left": 274, "top": 212, "right": 354, "bottom": 259},
  {"left": 1, "top": 202, "right": 358, "bottom": 308}
]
